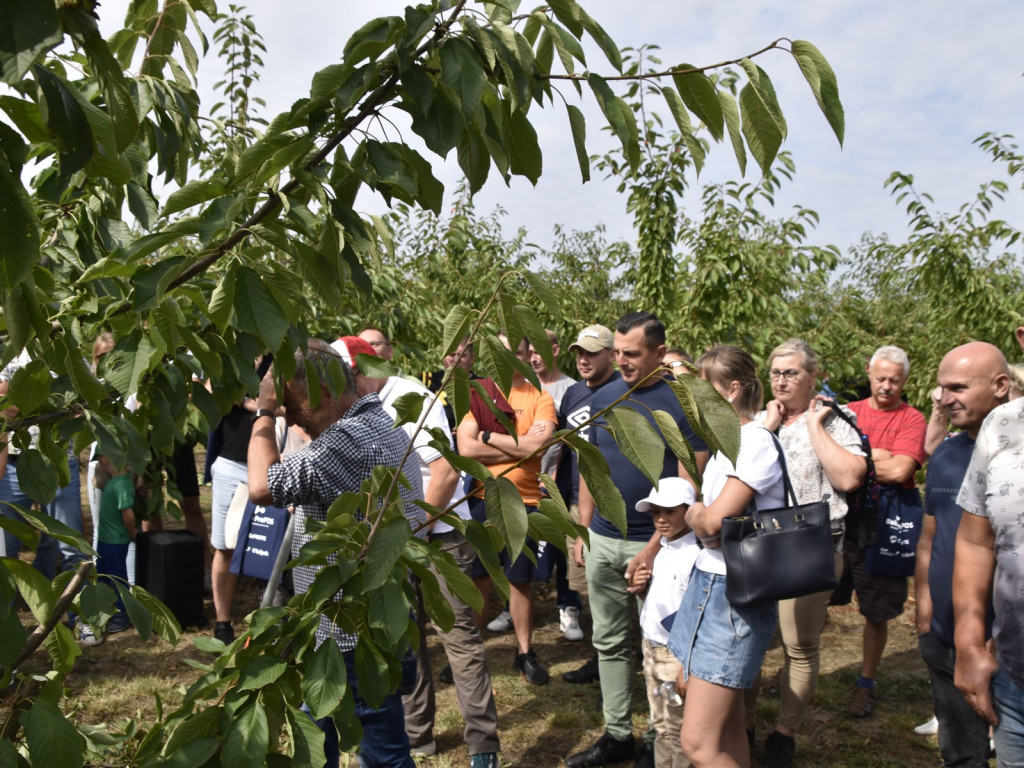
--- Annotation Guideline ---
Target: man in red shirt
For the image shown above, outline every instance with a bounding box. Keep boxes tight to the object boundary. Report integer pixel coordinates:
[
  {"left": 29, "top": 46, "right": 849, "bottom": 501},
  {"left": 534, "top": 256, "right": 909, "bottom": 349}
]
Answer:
[{"left": 845, "top": 345, "right": 927, "bottom": 717}]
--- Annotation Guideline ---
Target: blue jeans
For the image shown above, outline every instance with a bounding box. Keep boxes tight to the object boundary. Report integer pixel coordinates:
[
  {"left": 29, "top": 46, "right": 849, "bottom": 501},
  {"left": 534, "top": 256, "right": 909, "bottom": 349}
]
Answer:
[
  {"left": 1, "top": 457, "right": 84, "bottom": 579},
  {"left": 993, "top": 668, "right": 1024, "bottom": 768},
  {"left": 308, "top": 651, "right": 416, "bottom": 768},
  {"left": 918, "top": 632, "right": 990, "bottom": 767},
  {"left": 97, "top": 540, "right": 130, "bottom": 615}
]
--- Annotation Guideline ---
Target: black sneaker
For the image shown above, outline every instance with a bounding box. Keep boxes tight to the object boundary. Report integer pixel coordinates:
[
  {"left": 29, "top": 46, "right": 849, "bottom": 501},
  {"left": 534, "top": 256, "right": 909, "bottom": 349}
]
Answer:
[
  {"left": 634, "top": 741, "right": 655, "bottom": 768},
  {"left": 761, "top": 730, "right": 795, "bottom": 768},
  {"left": 213, "top": 621, "right": 235, "bottom": 645},
  {"left": 566, "top": 732, "right": 635, "bottom": 768},
  {"left": 513, "top": 648, "right": 550, "bottom": 685},
  {"left": 439, "top": 664, "right": 454, "bottom": 684},
  {"left": 563, "top": 653, "right": 600, "bottom": 684}
]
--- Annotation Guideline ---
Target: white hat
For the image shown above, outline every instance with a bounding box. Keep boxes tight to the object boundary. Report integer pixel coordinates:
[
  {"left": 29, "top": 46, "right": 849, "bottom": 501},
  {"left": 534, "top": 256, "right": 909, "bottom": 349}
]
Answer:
[{"left": 635, "top": 477, "right": 697, "bottom": 512}]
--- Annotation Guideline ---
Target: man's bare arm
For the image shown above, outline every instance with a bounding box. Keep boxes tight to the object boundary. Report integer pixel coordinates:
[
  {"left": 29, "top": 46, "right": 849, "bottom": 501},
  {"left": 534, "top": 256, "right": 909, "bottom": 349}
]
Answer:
[
  {"left": 873, "top": 452, "right": 919, "bottom": 485},
  {"left": 248, "top": 371, "right": 280, "bottom": 505},
  {"left": 953, "top": 510, "right": 999, "bottom": 725}
]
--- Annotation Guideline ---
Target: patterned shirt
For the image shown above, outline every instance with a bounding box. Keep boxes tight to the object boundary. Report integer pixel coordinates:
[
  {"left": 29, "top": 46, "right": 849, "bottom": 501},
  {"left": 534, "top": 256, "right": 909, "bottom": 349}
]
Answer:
[
  {"left": 266, "top": 393, "right": 425, "bottom": 651},
  {"left": 758, "top": 406, "right": 865, "bottom": 542},
  {"left": 958, "top": 399, "right": 1024, "bottom": 689}
]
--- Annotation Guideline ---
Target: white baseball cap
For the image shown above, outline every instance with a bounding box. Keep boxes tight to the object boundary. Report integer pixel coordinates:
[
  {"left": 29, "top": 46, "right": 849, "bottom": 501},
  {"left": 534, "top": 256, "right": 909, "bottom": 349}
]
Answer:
[{"left": 635, "top": 477, "right": 697, "bottom": 512}]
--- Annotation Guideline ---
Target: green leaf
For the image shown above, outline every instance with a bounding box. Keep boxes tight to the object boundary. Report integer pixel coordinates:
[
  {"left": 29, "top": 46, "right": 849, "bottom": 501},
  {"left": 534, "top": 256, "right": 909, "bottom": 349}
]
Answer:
[
  {"left": 739, "top": 61, "right": 786, "bottom": 177},
  {"left": 70, "top": 21, "right": 139, "bottom": 151},
  {"left": 659, "top": 86, "right": 704, "bottom": 173},
  {"left": 423, "top": 541, "right": 483, "bottom": 614},
  {"left": 234, "top": 267, "right": 289, "bottom": 351},
  {"left": 132, "top": 585, "right": 182, "bottom": 645},
  {"left": 222, "top": 700, "right": 269, "bottom": 768},
  {"left": 669, "top": 377, "right": 740, "bottom": 464},
  {"left": 604, "top": 406, "right": 666, "bottom": 488},
  {"left": 40, "top": 619, "right": 79, "bottom": 674},
  {"left": 4, "top": 554, "right": 54, "bottom": 625},
  {"left": 0, "top": 0, "right": 61, "bottom": 85},
  {"left": 367, "top": 580, "right": 410, "bottom": 643},
  {"left": 672, "top": 66, "right": 724, "bottom": 141},
  {"left": 236, "top": 657, "right": 288, "bottom": 692},
  {"left": 483, "top": 476, "right": 528, "bottom": 561},
  {"left": 343, "top": 16, "right": 401, "bottom": 65},
  {"left": 32, "top": 64, "right": 93, "bottom": 176},
  {"left": 21, "top": 699, "right": 84, "bottom": 768},
  {"left": 285, "top": 706, "right": 327, "bottom": 767},
  {"left": 518, "top": 304, "right": 552, "bottom": 370},
  {"left": 441, "top": 37, "right": 487, "bottom": 123},
  {"left": 587, "top": 74, "right": 639, "bottom": 171},
  {"left": 444, "top": 366, "right": 472, "bottom": 430},
  {"left": 5, "top": 356, "right": 51, "bottom": 415},
  {"left": 476, "top": 335, "right": 517, "bottom": 399},
  {"left": 54, "top": 336, "right": 107, "bottom": 411},
  {"left": 652, "top": 410, "right": 700, "bottom": 490},
  {"left": 569, "top": 434, "right": 626, "bottom": 536},
  {"left": 119, "top": 584, "right": 153, "bottom": 640},
  {"left": 565, "top": 103, "right": 589, "bottom": 182},
  {"left": 363, "top": 517, "right": 411, "bottom": 591},
  {"left": 547, "top": 0, "right": 583, "bottom": 37},
  {"left": 411, "top": 83, "right": 464, "bottom": 158},
  {"left": 0, "top": 153, "right": 39, "bottom": 291},
  {"left": 456, "top": 127, "right": 490, "bottom": 195},
  {"left": 161, "top": 178, "right": 227, "bottom": 217},
  {"left": 577, "top": 6, "right": 622, "bottom": 72},
  {"left": 718, "top": 88, "right": 746, "bottom": 176},
  {"left": 126, "top": 181, "right": 158, "bottom": 231},
  {"left": 792, "top": 40, "right": 844, "bottom": 146},
  {"left": 302, "top": 638, "right": 348, "bottom": 720},
  {"left": 12, "top": 450, "right": 58, "bottom": 507},
  {"left": 442, "top": 305, "right": 474, "bottom": 359}
]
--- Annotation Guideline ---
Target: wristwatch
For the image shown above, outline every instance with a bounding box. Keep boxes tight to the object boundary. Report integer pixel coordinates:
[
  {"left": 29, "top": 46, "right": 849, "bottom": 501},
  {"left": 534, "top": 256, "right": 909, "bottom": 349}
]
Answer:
[
  {"left": 481, "top": 430, "right": 492, "bottom": 445},
  {"left": 251, "top": 408, "right": 276, "bottom": 424}
]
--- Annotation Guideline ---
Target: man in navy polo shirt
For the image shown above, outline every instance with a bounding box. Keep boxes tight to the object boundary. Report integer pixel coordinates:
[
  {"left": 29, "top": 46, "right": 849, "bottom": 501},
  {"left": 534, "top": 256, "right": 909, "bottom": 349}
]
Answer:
[
  {"left": 566, "top": 312, "right": 708, "bottom": 768},
  {"left": 916, "top": 341, "right": 1009, "bottom": 767}
]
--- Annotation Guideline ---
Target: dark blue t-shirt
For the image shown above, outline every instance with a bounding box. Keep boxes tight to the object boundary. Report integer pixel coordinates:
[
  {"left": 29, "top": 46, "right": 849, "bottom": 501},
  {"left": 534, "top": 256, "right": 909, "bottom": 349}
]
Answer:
[
  {"left": 925, "top": 432, "right": 992, "bottom": 646},
  {"left": 556, "top": 371, "right": 623, "bottom": 506},
  {"left": 589, "top": 376, "right": 707, "bottom": 541}
]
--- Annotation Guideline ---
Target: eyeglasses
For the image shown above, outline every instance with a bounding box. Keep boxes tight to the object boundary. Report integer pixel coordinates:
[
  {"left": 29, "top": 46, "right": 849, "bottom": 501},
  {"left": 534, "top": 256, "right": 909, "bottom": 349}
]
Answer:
[
  {"left": 769, "top": 369, "right": 804, "bottom": 383},
  {"left": 665, "top": 361, "right": 687, "bottom": 369},
  {"left": 367, "top": 340, "right": 391, "bottom": 348}
]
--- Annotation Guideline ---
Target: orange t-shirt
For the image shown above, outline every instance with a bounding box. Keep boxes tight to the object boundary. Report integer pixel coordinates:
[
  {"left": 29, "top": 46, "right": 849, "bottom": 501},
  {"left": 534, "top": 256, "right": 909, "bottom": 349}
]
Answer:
[{"left": 462, "top": 380, "right": 556, "bottom": 505}]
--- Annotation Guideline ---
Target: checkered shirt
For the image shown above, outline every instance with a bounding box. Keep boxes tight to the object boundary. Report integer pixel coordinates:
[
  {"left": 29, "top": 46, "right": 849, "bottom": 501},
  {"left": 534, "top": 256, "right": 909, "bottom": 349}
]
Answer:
[{"left": 266, "top": 393, "right": 425, "bottom": 651}]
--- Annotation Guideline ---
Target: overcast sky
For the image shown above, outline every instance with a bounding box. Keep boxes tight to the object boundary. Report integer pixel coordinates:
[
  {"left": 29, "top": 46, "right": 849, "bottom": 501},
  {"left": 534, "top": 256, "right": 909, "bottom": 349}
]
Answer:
[{"left": 100, "top": 0, "right": 1024, "bottom": 254}]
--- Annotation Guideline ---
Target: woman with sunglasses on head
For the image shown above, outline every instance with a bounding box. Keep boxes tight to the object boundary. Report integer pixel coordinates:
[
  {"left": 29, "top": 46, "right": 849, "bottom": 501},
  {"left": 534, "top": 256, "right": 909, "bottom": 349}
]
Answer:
[
  {"left": 668, "top": 345, "right": 785, "bottom": 768},
  {"left": 752, "top": 339, "right": 867, "bottom": 768}
]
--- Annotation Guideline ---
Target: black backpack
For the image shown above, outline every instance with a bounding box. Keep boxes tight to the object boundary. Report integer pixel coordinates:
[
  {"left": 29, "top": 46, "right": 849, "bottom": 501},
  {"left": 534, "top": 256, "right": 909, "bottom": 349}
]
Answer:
[{"left": 825, "top": 401, "right": 880, "bottom": 550}]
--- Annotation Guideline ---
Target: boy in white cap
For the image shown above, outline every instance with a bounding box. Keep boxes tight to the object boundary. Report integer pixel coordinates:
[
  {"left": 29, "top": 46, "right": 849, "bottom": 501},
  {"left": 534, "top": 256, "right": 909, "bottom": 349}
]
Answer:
[{"left": 629, "top": 476, "right": 699, "bottom": 768}]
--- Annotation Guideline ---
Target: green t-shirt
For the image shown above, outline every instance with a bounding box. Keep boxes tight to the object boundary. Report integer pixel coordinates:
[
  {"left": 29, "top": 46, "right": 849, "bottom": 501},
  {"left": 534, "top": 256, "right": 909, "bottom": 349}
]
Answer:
[{"left": 98, "top": 473, "right": 135, "bottom": 545}]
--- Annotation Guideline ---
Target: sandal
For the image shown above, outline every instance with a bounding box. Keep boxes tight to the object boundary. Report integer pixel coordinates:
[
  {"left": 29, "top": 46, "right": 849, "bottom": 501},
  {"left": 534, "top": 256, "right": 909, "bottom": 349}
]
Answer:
[{"left": 847, "top": 685, "right": 876, "bottom": 717}]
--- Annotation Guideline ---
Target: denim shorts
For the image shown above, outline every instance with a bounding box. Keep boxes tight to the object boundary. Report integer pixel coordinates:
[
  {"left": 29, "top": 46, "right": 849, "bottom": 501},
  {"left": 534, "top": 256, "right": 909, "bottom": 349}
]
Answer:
[{"left": 667, "top": 568, "right": 777, "bottom": 690}]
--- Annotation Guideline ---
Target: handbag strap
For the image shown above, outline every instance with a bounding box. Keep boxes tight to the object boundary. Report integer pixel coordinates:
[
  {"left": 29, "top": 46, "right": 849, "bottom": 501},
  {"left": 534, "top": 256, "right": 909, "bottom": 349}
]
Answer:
[{"left": 766, "top": 431, "right": 799, "bottom": 508}]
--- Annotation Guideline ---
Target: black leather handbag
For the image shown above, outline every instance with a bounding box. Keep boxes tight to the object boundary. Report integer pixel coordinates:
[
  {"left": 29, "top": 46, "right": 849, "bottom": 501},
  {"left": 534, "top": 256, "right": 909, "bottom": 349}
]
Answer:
[{"left": 720, "top": 435, "right": 839, "bottom": 607}]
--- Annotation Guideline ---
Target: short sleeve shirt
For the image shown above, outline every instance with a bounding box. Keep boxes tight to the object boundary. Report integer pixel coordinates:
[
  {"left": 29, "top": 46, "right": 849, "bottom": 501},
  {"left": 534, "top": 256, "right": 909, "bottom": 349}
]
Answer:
[
  {"left": 760, "top": 405, "right": 865, "bottom": 526},
  {"left": 957, "top": 399, "right": 1024, "bottom": 688},
  {"left": 98, "top": 473, "right": 136, "bottom": 545},
  {"left": 848, "top": 400, "right": 927, "bottom": 490},
  {"left": 640, "top": 532, "right": 700, "bottom": 645},
  {"left": 696, "top": 422, "right": 786, "bottom": 575},
  {"left": 589, "top": 377, "right": 708, "bottom": 542}
]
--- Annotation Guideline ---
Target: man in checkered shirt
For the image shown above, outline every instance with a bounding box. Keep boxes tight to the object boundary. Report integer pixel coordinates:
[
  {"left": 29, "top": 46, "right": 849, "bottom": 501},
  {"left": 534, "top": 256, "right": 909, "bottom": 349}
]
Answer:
[{"left": 248, "top": 338, "right": 424, "bottom": 768}]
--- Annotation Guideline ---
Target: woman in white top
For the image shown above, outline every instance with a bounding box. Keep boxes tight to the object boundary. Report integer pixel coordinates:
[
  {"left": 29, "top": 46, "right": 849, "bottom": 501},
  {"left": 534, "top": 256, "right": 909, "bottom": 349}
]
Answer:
[
  {"left": 668, "top": 346, "right": 785, "bottom": 767},
  {"left": 755, "top": 339, "right": 866, "bottom": 768}
]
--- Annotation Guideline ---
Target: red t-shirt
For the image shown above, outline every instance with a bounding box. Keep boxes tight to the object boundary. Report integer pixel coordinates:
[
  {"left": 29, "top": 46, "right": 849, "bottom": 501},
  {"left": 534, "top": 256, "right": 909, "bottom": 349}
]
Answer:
[{"left": 848, "top": 399, "right": 927, "bottom": 489}]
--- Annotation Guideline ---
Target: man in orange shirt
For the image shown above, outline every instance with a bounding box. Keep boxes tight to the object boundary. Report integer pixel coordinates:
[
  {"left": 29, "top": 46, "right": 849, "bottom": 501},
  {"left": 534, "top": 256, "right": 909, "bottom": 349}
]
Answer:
[{"left": 457, "top": 334, "right": 557, "bottom": 685}]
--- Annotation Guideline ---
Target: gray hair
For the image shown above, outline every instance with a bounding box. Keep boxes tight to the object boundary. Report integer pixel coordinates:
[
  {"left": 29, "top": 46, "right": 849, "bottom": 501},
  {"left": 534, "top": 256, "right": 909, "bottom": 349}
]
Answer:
[
  {"left": 869, "top": 345, "right": 910, "bottom": 377},
  {"left": 292, "top": 338, "right": 356, "bottom": 398}
]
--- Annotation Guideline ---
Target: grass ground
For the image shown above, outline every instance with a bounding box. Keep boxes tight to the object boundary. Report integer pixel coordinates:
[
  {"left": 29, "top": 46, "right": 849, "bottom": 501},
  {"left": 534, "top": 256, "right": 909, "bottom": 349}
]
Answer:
[{"left": 8, "top": 462, "right": 953, "bottom": 767}]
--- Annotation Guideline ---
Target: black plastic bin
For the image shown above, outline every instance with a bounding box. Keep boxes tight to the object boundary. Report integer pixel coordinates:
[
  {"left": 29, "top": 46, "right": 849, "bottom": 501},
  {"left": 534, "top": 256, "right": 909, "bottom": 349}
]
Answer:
[{"left": 135, "top": 530, "right": 206, "bottom": 628}]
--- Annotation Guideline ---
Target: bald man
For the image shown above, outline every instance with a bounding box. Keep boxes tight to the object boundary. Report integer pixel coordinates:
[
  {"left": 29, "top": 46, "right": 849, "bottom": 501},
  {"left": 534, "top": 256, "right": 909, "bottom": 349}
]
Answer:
[
  {"left": 916, "top": 342, "right": 1009, "bottom": 767},
  {"left": 954, "top": 327, "right": 1024, "bottom": 766}
]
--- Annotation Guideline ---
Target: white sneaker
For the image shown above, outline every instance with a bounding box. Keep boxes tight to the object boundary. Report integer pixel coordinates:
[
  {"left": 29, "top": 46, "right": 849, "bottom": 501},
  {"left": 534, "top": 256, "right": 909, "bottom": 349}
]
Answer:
[
  {"left": 560, "top": 606, "right": 584, "bottom": 641},
  {"left": 486, "top": 610, "right": 513, "bottom": 633},
  {"left": 77, "top": 621, "right": 103, "bottom": 647},
  {"left": 913, "top": 716, "right": 938, "bottom": 735},
  {"left": 410, "top": 740, "right": 436, "bottom": 756}
]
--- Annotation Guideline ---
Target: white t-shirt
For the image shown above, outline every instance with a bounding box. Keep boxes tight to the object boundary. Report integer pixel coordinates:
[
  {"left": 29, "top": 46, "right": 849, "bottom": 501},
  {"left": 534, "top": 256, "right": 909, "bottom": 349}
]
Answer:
[
  {"left": 640, "top": 531, "right": 700, "bottom": 645},
  {"left": 696, "top": 422, "right": 786, "bottom": 575},
  {"left": 378, "top": 376, "right": 469, "bottom": 532}
]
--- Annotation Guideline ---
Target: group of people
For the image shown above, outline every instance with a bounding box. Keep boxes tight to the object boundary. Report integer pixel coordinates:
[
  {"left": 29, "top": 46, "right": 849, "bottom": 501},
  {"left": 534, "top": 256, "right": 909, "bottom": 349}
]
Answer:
[{"left": 3, "top": 313, "right": 1024, "bottom": 768}]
